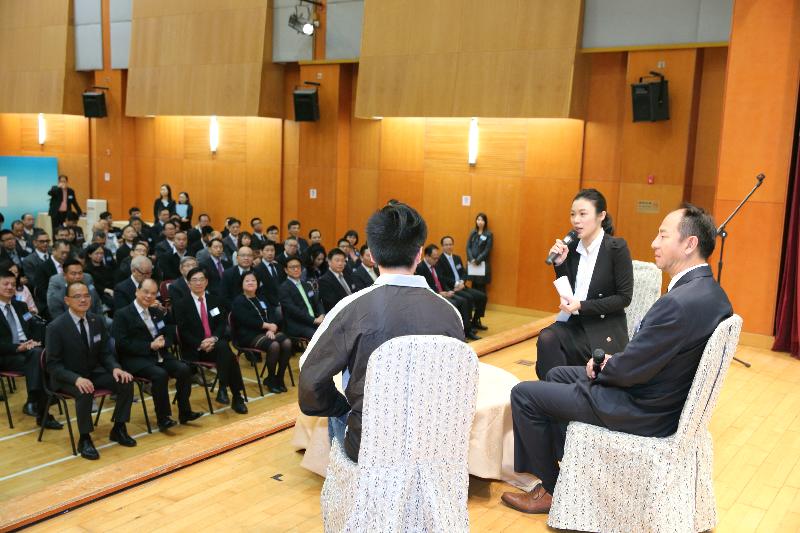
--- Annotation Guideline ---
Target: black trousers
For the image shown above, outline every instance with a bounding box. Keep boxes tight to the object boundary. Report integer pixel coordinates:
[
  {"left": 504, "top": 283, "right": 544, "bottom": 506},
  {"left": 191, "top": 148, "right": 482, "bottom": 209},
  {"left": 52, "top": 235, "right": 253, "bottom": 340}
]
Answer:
[
  {"left": 51, "top": 212, "right": 67, "bottom": 235},
  {"left": 446, "top": 294, "right": 473, "bottom": 331},
  {"left": 510, "top": 366, "right": 605, "bottom": 494},
  {"left": 285, "top": 322, "right": 317, "bottom": 340},
  {"left": 192, "top": 343, "right": 244, "bottom": 394},
  {"left": 54, "top": 368, "right": 134, "bottom": 435},
  {"left": 535, "top": 320, "right": 591, "bottom": 380},
  {"left": 1, "top": 348, "right": 47, "bottom": 416},
  {"left": 456, "top": 287, "right": 486, "bottom": 320},
  {"left": 135, "top": 359, "right": 192, "bottom": 422}
]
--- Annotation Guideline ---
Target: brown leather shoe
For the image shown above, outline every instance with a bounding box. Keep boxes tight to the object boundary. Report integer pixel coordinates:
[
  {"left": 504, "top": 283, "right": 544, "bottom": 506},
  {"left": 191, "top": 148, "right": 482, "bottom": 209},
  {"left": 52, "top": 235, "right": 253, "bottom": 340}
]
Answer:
[{"left": 501, "top": 483, "right": 552, "bottom": 514}]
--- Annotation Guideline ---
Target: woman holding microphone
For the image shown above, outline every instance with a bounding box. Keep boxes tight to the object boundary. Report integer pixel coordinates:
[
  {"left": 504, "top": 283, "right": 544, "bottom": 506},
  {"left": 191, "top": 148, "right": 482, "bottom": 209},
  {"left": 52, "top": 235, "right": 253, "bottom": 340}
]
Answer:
[{"left": 536, "top": 189, "right": 633, "bottom": 380}]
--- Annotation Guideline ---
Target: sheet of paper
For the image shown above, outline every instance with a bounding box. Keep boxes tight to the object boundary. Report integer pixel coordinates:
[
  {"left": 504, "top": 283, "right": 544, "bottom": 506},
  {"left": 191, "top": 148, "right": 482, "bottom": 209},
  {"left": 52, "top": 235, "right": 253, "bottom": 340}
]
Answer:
[
  {"left": 175, "top": 204, "right": 189, "bottom": 218},
  {"left": 554, "top": 276, "right": 574, "bottom": 323},
  {"left": 467, "top": 261, "right": 486, "bottom": 276}
]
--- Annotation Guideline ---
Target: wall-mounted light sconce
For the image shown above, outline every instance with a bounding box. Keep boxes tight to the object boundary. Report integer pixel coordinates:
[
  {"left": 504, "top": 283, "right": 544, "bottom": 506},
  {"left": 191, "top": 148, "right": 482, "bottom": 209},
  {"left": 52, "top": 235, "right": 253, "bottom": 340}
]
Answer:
[
  {"left": 468, "top": 117, "right": 479, "bottom": 166},
  {"left": 38, "top": 113, "right": 47, "bottom": 145},
  {"left": 209, "top": 115, "right": 219, "bottom": 153}
]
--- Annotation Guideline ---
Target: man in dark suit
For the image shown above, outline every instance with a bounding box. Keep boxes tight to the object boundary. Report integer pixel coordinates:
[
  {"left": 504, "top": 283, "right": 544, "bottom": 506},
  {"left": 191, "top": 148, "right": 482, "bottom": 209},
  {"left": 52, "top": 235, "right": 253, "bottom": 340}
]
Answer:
[
  {"left": 172, "top": 267, "right": 247, "bottom": 413},
  {"left": 157, "top": 230, "right": 190, "bottom": 281},
  {"left": 278, "top": 237, "right": 300, "bottom": 266},
  {"left": 47, "top": 175, "right": 82, "bottom": 234},
  {"left": 501, "top": 205, "right": 734, "bottom": 514},
  {"left": 200, "top": 238, "right": 231, "bottom": 298},
  {"left": 189, "top": 225, "right": 213, "bottom": 257},
  {"left": 114, "top": 256, "right": 152, "bottom": 310},
  {"left": 438, "top": 236, "right": 487, "bottom": 331},
  {"left": 34, "top": 240, "right": 70, "bottom": 318},
  {"left": 20, "top": 213, "right": 40, "bottom": 250},
  {"left": 0, "top": 230, "right": 24, "bottom": 268},
  {"left": 222, "top": 218, "right": 242, "bottom": 258},
  {"left": 350, "top": 245, "right": 379, "bottom": 291},
  {"left": 22, "top": 231, "right": 50, "bottom": 283},
  {"left": 149, "top": 208, "right": 171, "bottom": 245},
  {"left": 10, "top": 221, "right": 33, "bottom": 257},
  {"left": 287, "top": 220, "right": 309, "bottom": 255},
  {"left": 113, "top": 279, "right": 201, "bottom": 431},
  {"left": 63, "top": 212, "right": 85, "bottom": 248},
  {"left": 220, "top": 246, "right": 256, "bottom": 308},
  {"left": 167, "top": 256, "right": 197, "bottom": 306},
  {"left": 266, "top": 225, "right": 284, "bottom": 256},
  {"left": 318, "top": 248, "right": 356, "bottom": 312},
  {"left": 46, "top": 280, "right": 137, "bottom": 460},
  {"left": 278, "top": 256, "right": 324, "bottom": 339},
  {"left": 416, "top": 245, "right": 479, "bottom": 341},
  {"left": 154, "top": 221, "right": 178, "bottom": 256},
  {"left": 250, "top": 217, "right": 267, "bottom": 251},
  {"left": 254, "top": 242, "right": 284, "bottom": 307},
  {"left": 0, "top": 270, "right": 61, "bottom": 428}
]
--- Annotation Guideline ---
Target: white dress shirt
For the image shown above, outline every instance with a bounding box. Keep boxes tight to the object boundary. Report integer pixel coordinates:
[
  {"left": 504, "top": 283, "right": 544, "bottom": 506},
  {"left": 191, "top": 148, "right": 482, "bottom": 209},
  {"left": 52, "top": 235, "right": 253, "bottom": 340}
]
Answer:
[
  {"left": 1, "top": 301, "right": 27, "bottom": 342},
  {"left": 667, "top": 263, "right": 708, "bottom": 292},
  {"left": 443, "top": 253, "right": 461, "bottom": 283},
  {"left": 574, "top": 229, "right": 605, "bottom": 305},
  {"left": 68, "top": 310, "right": 92, "bottom": 346}
]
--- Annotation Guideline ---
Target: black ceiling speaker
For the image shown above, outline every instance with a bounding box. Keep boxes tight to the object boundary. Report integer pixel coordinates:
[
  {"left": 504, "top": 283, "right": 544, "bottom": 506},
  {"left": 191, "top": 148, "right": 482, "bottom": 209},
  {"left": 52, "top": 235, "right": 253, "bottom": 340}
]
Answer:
[
  {"left": 293, "top": 86, "right": 320, "bottom": 122},
  {"left": 82, "top": 91, "right": 107, "bottom": 118},
  {"left": 631, "top": 71, "right": 669, "bottom": 122}
]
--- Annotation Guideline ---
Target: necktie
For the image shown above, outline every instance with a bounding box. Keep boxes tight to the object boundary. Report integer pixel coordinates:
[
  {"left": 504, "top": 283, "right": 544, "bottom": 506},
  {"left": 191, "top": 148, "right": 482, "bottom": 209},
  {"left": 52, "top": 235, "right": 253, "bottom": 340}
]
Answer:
[
  {"left": 296, "top": 283, "right": 315, "bottom": 317},
  {"left": 142, "top": 309, "right": 158, "bottom": 337},
  {"left": 79, "top": 318, "right": 90, "bottom": 349},
  {"left": 216, "top": 260, "right": 224, "bottom": 276},
  {"left": 4, "top": 304, "right": 19, "bottom": 343},
  {"left": 338, "top": 274, "right": 351, "bottom": 295},
  {"left": 199, "top": 297, "right": 212, "bottom": 338},
  {"left": 268, "top": 263, "right": 275, "bottom": 278},
  {"left": 430, "top": 265, "right": 443, "bottom": 292}
]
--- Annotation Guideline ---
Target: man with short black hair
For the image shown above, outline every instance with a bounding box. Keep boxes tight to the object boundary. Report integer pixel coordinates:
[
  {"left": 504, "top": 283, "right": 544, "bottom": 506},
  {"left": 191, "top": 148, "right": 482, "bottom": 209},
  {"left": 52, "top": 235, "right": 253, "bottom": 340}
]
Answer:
[
  {"left": 287, "top": 220, "right": 309, "bottom": 254},
  {"left": 47, "top": 280, "right": 136, "bottom": 460},
  {"left": 168, "top": 256, "right": 197, "bottom": 306},
  {"left": 299, "top": 202, "right": 465, "bottom": 463},
  {"left": 34, "top": 240, "right": 71, "bottom": 317},
  {"left": 223, "top": 218, "right": 241, "bottom": 257},
  {"left": 220, "top": 246, "right": 256, "bottom": 307},
  {"left": 266, "top": 225, "right": 284, "bottom": 255},
  {"left": 351, "top": 244, "right": 379, "bottom": 291},
  {"left": 23, "top": 231, "right": 51, "bottom": 282},
  {"left": 47, "top": 258, "right": 103, "bottom": 320},
  {"left": 47, "top": 175, "right": 82, "bottom": 234},
  {"left": 10, "top": 221, "right": 32, "bottom": 256},
  {"left": 502, "top": 204, "right": 733, "bottom": 515},
  {"left": 63, "top": 212, "right": 85, "bottom": 247},
  {"left": 158, "top": 230, "right": 189, "bottom": 280},
  {"left": 150, "top": 208, "right": 171, "bottom": 243},
  {"left": 250, "top": 218, "right": 267, "bottom": 250},
  {"left": 318, "top": 248, "right": 356, "bottom": 312},
  {"left": 309, "top": 229, "right": 322, "bottom": 245},
  {"left": 279, "top": 256, "right": 324, "bottom": 338},
  {"left": 0, "top": 229, "right": 23, "bottom": 267},
  {"left": 200, "top": 238, "right": 231, "bottom": 297},
  {"left": 21, "top": 213, "right": 39, "bottom": 248},
  {"left": 254, "top": 241, "right": 283, "bottom": 306},
  {"left": 438, "top": 235, "right": 487, "bottom": 331}
]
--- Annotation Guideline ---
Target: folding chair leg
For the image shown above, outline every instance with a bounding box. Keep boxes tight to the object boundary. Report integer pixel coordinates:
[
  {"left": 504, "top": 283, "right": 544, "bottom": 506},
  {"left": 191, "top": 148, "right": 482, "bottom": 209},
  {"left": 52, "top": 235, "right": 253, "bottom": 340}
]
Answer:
[
  {"left": 287, "top": 362, "right": 295, "bottom": 387},
  {"left": 8, "top": 376, "right": 16, "bottom": 393},
  {"left": 138, "top": 383, "right": 152, "bottom": 434},
  {"left": 63, "top": 400, "right": 77, "bottom": 456},
  {"left": 94, "top": 396, "right": 106, "bottom": 427},
  {"left": 38, "top": 395, "right": 53, "bottom": 442},
  {"left": 198, "top": 367, "right": 214, "bottom": 414},
  {"left": 1, "top": 378, "right": 12, "bottom": 428}
]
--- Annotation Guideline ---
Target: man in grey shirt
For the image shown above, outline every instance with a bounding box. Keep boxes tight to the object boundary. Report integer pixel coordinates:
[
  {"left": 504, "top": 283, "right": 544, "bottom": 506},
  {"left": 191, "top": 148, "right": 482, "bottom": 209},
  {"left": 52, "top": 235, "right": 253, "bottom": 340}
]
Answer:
[{"left": 299, "top": 202, "right": 465, "bottom": 463}]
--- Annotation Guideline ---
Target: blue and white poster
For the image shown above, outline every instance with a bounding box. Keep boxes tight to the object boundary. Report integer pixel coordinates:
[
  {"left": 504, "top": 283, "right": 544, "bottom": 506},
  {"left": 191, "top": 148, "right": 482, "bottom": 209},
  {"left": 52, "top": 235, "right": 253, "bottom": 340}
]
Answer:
[{"left": 0, "top": 156, "right": 58, "bottom": 223}]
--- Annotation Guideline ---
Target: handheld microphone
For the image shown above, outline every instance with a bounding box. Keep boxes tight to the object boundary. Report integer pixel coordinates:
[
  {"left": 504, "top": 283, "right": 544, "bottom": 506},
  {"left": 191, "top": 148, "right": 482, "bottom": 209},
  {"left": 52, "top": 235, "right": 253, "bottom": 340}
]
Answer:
[
  {"left": 545, "top": 230, "right": 578, "bottom": 265},
  {"left": 592, "top": 348, "right": 605, "bottom": 377}
]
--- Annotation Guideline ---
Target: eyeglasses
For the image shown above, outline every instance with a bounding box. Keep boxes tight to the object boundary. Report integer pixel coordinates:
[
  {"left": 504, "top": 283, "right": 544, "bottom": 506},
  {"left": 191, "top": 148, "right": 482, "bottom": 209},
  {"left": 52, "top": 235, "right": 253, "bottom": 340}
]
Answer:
[
  {"left": 37, "top": 239, "right": 51, "bottom": 244},
  {"left": 286, "top": 265, "right": 302, "bottom": 270},
  {"left": 68, "top": 293, "right": 91, "bottom": 300},
  {"left": 134, "top": 269, "right": 153, "bottom": 275},
  {"left": 189, "top": 277, "right": 206, "bottom": 283}
]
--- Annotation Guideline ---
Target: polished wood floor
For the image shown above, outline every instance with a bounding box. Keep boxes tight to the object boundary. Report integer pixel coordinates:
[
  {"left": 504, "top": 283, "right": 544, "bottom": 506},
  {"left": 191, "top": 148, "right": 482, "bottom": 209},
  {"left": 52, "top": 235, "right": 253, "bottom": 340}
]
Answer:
[
  {"left": 0, "top": 310, "right": 534, "bottom": 503},
  {"left": 12, "top": 325, "right": 800, "bottom": 532}
]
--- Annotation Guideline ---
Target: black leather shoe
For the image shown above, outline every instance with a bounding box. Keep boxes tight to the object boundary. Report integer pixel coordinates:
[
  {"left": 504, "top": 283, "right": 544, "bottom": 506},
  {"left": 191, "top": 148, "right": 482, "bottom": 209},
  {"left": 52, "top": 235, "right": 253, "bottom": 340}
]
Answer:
[
  {"left": 473, "top": 320, "right": 488, "bottom": 331},
  {"left": 78, "top": 437, "right": 100, "bottom": 460},
  {"left": 23, "top": 402, "right": 39, "bottom": 417},
  {"left": 231, "top": 395, "right": 248, "bottom": 414},
  {"left": 466, "top": 331, "right": 481, "bottom": 341},
  {"left": 263, "top": 376, "right": 282, "bottom": 394},
  {"left": 157, "top": 418, "right": 178, "bottom": 431},
  {"left": 109, "top": 425, "right": 137, "bottom": 447},
  {"left": 179, "top": 411, "right": 203, "bottom": 424},
  {"left": 37, "top": 414, "right": 64, "bottom": 430},
  {"left": 215, "top": 389, "right": 230, "bottom": 405},
  {"left": 276, "top": 378, "right": 287, "bottom": 393}
]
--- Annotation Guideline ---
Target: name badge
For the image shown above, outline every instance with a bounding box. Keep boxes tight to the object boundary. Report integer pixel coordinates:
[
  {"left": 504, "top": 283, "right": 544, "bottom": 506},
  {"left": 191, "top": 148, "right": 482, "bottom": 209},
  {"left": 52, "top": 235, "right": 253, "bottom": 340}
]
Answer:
[
  {"left": 22, "top": 312, "right": 32, "bottom": 321},
  {"left": 259, "top": 301, "right": 267, "bottom": 310},
  {"left": 68, "top": 194, "right": 74, "bottom": 199},
  {"left": 156, "top": 320, "right": 165, "bottom": 330},
  {"left": 15, "top": 294, "right": 23, "bottom": 301},
  {"left": 209, "top": 307, "right": 220, "bottom": 317},
  {"left": 93, "top": 334, "right": 102, "bottom": 343},
  {"left": 307, "top": 291, "right": 315, "bottom": 297},
  {"left": 456, "top": 264, "right": 463, "bottom": 270},
  {"left": 480, "top": 235, "right": 487, "bottom": 241}
]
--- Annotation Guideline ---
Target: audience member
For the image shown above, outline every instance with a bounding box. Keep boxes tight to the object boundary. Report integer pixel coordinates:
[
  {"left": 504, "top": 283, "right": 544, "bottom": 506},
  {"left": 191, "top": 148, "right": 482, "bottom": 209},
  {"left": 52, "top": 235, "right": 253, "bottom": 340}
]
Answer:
[
  {"left": 114, "top": 256, "right": 153, "bottom": 310},
  {"left": 20, "top": 213, "right": 39, "bottom": 248},
  {"left": 303, "top": 243, "right": 327, "bottom": 286},
  {"left": 47, "top": 258, "right": 104, "bottom": 320},
  {"left": 34, "top": 240, "right": 71, "bottom": 317},
  {"left": 64, "top": 212, "right": 85, "bottom": 248},
  {"left": 115, "top": 225, "right": 138, "bottom": 264},
  {"left": 223, "top": 218, "right": 242, "bottom": 258},
  {"left": 10, "top": 220, "right": 32, "bottom": 256},
  {"left": 5, "top": 263, "right": 38, "bottom": 315},
  {"left": 254, "top": 242, "right": 283, "bottom": 307},
  {"left": 176, "top": 191, "right": 193, "bottom": 229},
  {"left": 250, "top": 218, "right": 267, "bottom": 250},
  {"left": 158, "top": 230, "right": 190, "bottom": 280},
  {"left": 167, "top": 256, "right": 197, "bottom": 306},
  {"left": 308, "top": 228, "right": 322, "bottom": 245},
  {"left": 200, "top": 238, "right": 231, "bottom": 298},
  {"left": 466, "top": 212, "right": 492, "bottom": 294},
  {"left": 83, "top": 243, "right": 116, "bottom": 309},
  {"left": 153, "top": 184, "right": 176, "bottom": 222},
  {"left": 0, "top": 229, "right": 24, "bottom": 267},
  {"left": 221, "top": 246, "right": 256, "bottom": 307},
  {"left": 116, "top": 241, "right": 149, "bottom": 283},
  {"left": 318, "top": 248, "right": 357, "bottom": 312},
  {"left": 278, "top": 256, "right": 324, "bottom": 339},
  {"left": 22, "top": 231, "right": 50, "bottom": 282},
  {"left": 279, "top": 237, "right": 300, "bottom": 265},
  {"left": 438, "top": 236, "right": 488, "bottom": 332},
  {"left": 266, "top": 225, "right": 284, "bottom": 255},
  {"left": 47, "top": 175, "right": 82, "bottom": 234},
  {"left": 287, "top": 220, "right": 309, "bottom": 254}
]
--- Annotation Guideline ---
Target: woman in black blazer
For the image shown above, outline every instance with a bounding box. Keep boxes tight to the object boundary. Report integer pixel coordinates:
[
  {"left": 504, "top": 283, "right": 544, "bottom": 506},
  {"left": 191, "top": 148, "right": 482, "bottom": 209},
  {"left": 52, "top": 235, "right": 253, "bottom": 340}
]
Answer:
[
  {"left": 466, "top": 212, "right": 493, "bottom": 293},
  {"left": 536, "top": 189, "right": 633, "bottom": 380},
  {"left": 176, "top": 191, "right": 193, "bottom": 230},
  {"left": 152, "top": 184, "right": 176, "bottom": 222},
  {"left": 231, "top": 272, "right": 293, "bottom": 393},
  {"left": 47, "top": 175, "right": 82, "bottom": 234}
]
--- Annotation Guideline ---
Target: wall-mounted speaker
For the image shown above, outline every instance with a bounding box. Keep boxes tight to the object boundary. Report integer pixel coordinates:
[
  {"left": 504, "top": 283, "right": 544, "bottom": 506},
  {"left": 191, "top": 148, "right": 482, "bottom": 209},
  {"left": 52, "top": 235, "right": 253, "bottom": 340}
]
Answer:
[
  {"left": 631, "top": 73, "right": 669, "bottom": 122},
  {"left": 82, "top": 91, "right": 107, "bottom": 118},
  {"left": 293, "top": 88, "right": 319, "bottom": 122}
]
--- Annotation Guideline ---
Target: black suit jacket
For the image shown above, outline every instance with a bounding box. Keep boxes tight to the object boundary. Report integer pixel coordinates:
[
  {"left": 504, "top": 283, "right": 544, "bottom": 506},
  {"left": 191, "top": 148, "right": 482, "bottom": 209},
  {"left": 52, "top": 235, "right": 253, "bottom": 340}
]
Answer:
[
  {"left": 222, "top": 235, "right": 239, "bottom": 258},
  {"left": 112, "top": 303, "right": 176, "bottom": 374},
  {"left": 230, "top": 294, "right": 280, "bottom": 346},
  {"left": 188, "top": 239, "right": 205, "bottom": 257},
  {"left": 586, "top": 265, "right": 733, "bottom": 437},
  {"left": 172, "top": 293, "right": 228, "bottom": 356},
  {"left": 351, "top": 264, "right": 378, "bottom": 292},
  {"left": 46, "top": 311, "right": 118, "bottom": 386},
  {"left": 0, "top": 247, "right": 23, "bottom": 267},
  {"left": 167, "top": 277, "right": 190, "bottom": 306},
  {"left": 153, "top": 199, "right": 176, "bottom": 221},
  {"left": 436, "top": 254, "right": 467, "bottom": 289},
  {"left": 0, "top": 300, "right": 35, "bottom": 356},
  {"left": 220, "top": 266, "right": 253, "bottom": 308},
  {"left": 318, "top": 270, "right": 355, "bottom": 313},
  {"left": 113, "top": 277, "right": 138, "bottom": 311},
  {"left": 47, "top": 186, "right": 82, "bottom": 217},
  {"left": 278, "top": 279, "right": 323, "bottom": 329},
  {"left": 554, "top": 233, "right": 634, "bottom": 355},
  {"left": 115, "top": 242, "right": 134, "bottom": 264},
  {"left": 200, "top": 256, "right": 232, "bottom": 297},
  {"left": 157, "top": 250, "right": 187, "bottom": 281},
  {"left": 254, "top": 261, "right": 283, "bottom": 306},
  {"left": 34, "top": 258, "right": 59, "bottom": 312},
  {"left": 415, "top": 261, "right": 445, "bottom": 293}
]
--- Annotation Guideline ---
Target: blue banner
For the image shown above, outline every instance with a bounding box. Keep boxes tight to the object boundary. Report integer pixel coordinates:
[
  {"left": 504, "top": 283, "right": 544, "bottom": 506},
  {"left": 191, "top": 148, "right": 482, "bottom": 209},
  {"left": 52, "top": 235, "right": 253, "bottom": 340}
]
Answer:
[{"left": 0, "top": 156, "right": 58, "bottom": 223}]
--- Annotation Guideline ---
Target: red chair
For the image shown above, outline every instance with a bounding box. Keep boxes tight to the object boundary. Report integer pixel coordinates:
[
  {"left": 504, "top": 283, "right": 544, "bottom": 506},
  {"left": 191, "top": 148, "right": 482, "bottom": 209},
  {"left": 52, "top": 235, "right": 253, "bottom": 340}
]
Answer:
[
  {"left": 158, "top": 280, "right": 173, "bottom": 309},
  {"left": 0, "top": 370, "right": 24, "bottom": 428},
  {"left": 37, "top": 350, "right": 113, "bottom": 456}
]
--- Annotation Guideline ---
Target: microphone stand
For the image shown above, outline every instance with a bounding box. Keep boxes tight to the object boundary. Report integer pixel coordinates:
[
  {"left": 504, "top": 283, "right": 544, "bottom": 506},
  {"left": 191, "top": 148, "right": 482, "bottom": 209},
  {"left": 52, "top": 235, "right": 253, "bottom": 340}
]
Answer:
[{"left": 715, "top": 172, "right": 765, "bottom": 368}]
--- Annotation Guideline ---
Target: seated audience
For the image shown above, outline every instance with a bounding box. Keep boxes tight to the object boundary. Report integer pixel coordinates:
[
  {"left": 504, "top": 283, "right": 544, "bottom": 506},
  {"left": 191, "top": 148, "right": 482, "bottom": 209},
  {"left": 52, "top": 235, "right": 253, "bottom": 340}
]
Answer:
[
  {"left": 278, "top": 237, "right": 300, "bottom": 265},
  {"left": 232, "top": 232, "right": 253, "bottom": 264},
  {"left": 4, "top": 263, "right": 38, "bottom": 315},
  {"left": 172, "top": 267, "right": 247, "bottom": 413},
  {"left": 221, "top": 246, "right": 256, "bottom": 308},
  {"left": 231, "top": 272, "right": 293, "bottom": 393},
  {"left": 83, "top": 244, "right": 115, "bottom": 310},
  {"left": 167, "top": 256, "right": 198, "bottom": 306},
  {"left": 154, "top": 221, "right": 178, "bottom": 255},
  {"left": 303, "top": 244, "right": 327, "bottom": 287},
  {"left": 351, "top": 244, "right": 379, "bottom": 291},
  {"left": 47, "top": 259, "right": 104, "bottom": 321},
  {"left": 501, "top": 205, "right": 732, "bottom": 514},
  {"left": 157, "top": 230, "right": 190, "bottom": 280},
  {"left": 308, "top": 228, "right": 322, "bottom": 245},
  {"left": 319, "top": 248, "right": 357, "bottom": 312},
  {"left": 34, "top": 240, "right": 70, "bottom": 317},
  {"left": 0, "top": 229, "right": 24, "bottom": 268},
  {"left": 337, "top": 238, "right": 360, "bottom": 274},
  {"left": 10, "top": 221, "right": 32, "bottom": 256},
  {"left": 223, "top": 218, "right": 242, "bottom": 258},
  {"left": 115, "top": 224, "right": 138, "bottom": 264},
  {"left": 116, "top": 241, "right": 150, "bottom": 283},
  {"left": 20, "top": 213, "right": 39, "bottom": 248},
  {"left": 189, "top": 225, "right": 214, "bottom": 258},
  {"left": 0, "top": 269, "right": 59, "bottom": 428},
  {"left": 437, "top": 236, "right": 488, "bottom": 332},
  {"left": 113, "top": 278, "right": 201, "bottom": 431},
  {"left": 22, "top": 230, "right": 50, "bottom": 282},
  {"left": 250, "top": 218, "right": 267, "bottom": 250},
  {"left": 200, "top": 238, "right": 232, "bottom": 298},
  {"left": 63, "top": 212, "right": 85, "bottom": 248},
  {"left": 46, "top": 280, "right": 136, "bottom": 460},
  {"left": 416, "top": 244, "right": 479, "bottom": 340},
  {"left": 149, "top": 208, "right": 172, "bottom": 244},
  {"left": 266, "top": 225, "right": 284, "bottom": 255},
  {"left": 278, "top": 256, "right": 325, "bottom": 339},
  {"left": 254, "top": 242, "right": 283, "bottom": 307},
  {"left": 287, "top": 220, "right": 309, "bottom": 254},
  {"left": 114, "top": 256, "right": 153, "bottom": 310}
]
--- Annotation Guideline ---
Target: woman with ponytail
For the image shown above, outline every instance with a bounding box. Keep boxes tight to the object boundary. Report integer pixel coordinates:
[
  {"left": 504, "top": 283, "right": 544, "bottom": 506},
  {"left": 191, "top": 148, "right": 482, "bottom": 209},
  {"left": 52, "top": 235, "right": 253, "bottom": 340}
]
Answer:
[{"left": 535, "top": 188, "right": 633, "bottom": 380}]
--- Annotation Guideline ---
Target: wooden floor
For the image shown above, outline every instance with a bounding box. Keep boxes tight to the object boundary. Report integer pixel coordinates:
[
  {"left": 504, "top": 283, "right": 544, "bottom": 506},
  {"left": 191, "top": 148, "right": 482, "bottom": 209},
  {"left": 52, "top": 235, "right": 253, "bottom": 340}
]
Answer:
[
  {"left": 12, "top": 326, "right": 800, "bottom": 532},
  {"left": 0, "top": 310, "right": 534, "bottom": 504}
]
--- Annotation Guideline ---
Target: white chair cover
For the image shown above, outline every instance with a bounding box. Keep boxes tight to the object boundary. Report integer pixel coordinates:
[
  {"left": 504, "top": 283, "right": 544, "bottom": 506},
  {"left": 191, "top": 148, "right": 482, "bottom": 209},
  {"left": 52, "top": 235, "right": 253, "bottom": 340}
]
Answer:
[
  {"left": 321, "top": 335, "right": 479, "bottom": 533},
  {"left": 626, "top": 260, "right": 663, "bottom": 339},
  {"left": 548, "top": 314, "right": 743, "bottom": 533}
]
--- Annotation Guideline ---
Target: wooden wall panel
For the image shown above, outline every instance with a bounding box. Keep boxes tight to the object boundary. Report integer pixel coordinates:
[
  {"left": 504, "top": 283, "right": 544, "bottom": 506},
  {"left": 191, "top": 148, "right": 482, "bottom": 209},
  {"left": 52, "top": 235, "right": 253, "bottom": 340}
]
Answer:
[
  {"left": 582, "top": 53, "right": 626, "bottom": 183},
  {"left": 526, "top": 119, "right": 584, "bottom": 178},
  {"left": 380, "top": 118, "right": 425, "bottom": 171},
  {"left": 346, "top": 168, "right": 379, "bottom": 239}
]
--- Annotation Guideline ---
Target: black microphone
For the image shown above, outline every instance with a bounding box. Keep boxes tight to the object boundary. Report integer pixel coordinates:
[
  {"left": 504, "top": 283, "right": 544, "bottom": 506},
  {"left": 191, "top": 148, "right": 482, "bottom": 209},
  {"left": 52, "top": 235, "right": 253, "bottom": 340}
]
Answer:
[
  {"left": 756, "top": 173, "right": 765, "bottom": 184},
  {"left": 545, "top": 230, "right": 578, "bottom": 265},
  {"left": 592, "top": 348, "right": 605, "bottom": 377}
]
